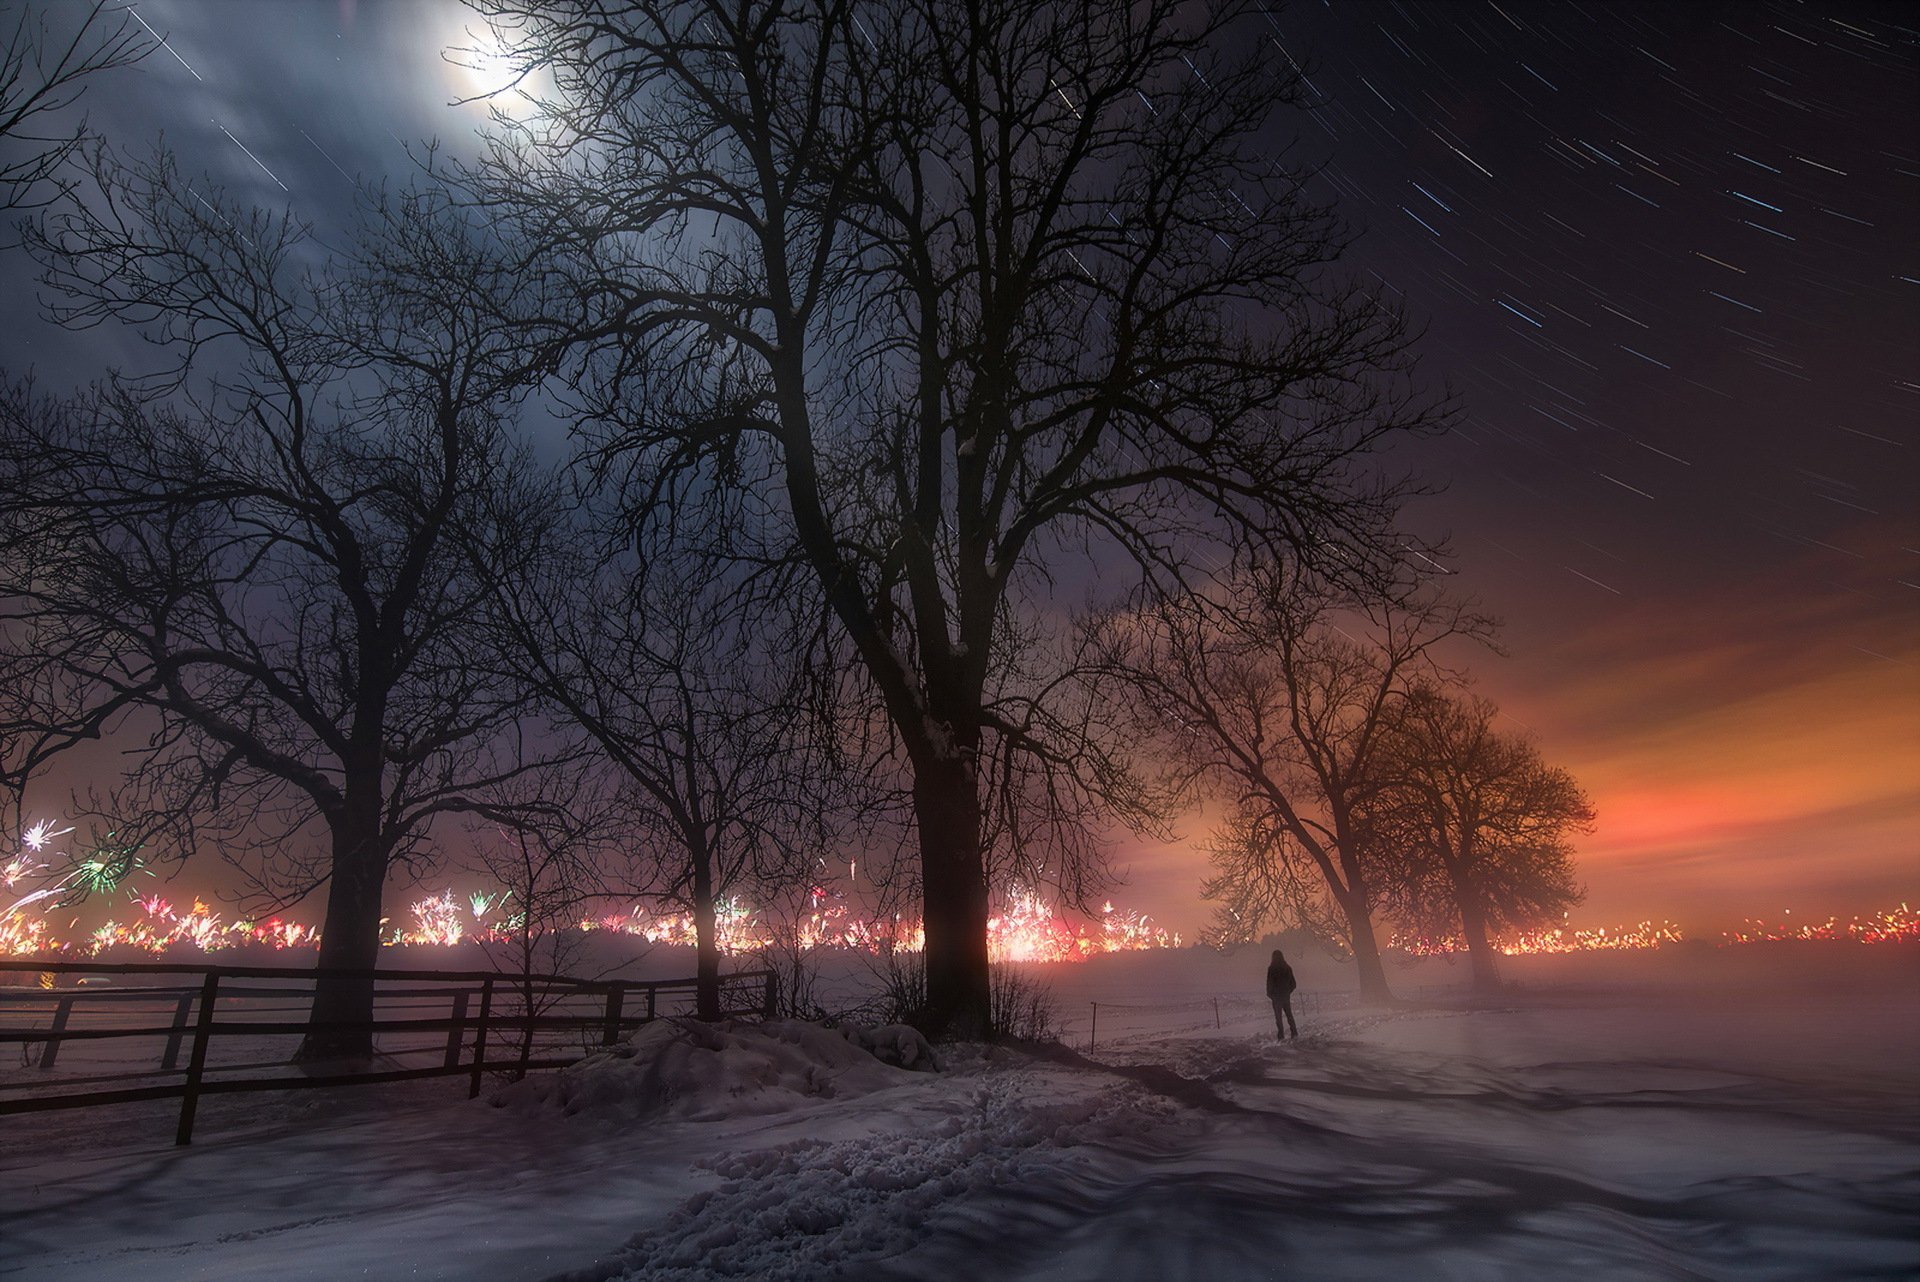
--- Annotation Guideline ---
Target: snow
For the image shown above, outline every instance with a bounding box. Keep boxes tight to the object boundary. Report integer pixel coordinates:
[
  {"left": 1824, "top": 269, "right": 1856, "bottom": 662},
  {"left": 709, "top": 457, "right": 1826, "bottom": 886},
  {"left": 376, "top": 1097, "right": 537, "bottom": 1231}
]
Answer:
[
  {"left": 4, "top": 948, "right": 1916, "bottom": 1280},
  {"left": 491, "top": 1018, "right": 934, "bottom": 1122}
]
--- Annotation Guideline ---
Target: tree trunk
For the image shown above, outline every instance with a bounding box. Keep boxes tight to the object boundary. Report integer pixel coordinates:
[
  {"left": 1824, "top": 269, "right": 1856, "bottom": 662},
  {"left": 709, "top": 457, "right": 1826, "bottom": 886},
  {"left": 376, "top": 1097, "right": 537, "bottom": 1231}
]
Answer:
[
  {"left": 1457, "top": 892, "right": 1502, "bottom": 992},
  {"left": 515, "top": 937, "right": 538, "bottom": 1079},
  {"left": 1344, "top": 898, "right": 1396, "bottom": 1004},
  {"left": 913, "top": 750, "right": 991, "bottom": 1041},
  {"left": 691, "top": 844, "right": 721, "bottom": 1021},
  {"left": 1332, "top": 852, "right": 1394, "bottom": 1004},
  {"left": 295, "top": 815, "right": 388, "bottom": 1063}
]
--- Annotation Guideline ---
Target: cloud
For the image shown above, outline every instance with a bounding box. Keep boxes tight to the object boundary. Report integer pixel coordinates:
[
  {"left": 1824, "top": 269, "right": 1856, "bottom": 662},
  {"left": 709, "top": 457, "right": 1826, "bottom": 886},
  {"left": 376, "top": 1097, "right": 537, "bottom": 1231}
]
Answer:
[{"left": 1485, "top": 531, "right": 1918, "bottom": 924}]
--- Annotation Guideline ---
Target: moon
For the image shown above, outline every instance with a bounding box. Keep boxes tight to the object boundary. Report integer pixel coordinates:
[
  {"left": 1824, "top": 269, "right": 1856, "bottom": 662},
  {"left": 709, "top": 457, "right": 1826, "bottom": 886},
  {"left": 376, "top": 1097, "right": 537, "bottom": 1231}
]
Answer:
[{"left": 444, "top": 21, "right": 514, "bottom": 105}]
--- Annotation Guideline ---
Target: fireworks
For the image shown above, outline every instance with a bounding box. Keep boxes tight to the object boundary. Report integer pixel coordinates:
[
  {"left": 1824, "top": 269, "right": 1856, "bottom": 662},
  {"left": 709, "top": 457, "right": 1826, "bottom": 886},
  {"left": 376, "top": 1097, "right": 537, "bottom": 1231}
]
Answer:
[
  {"left": 4, "top": 820, "right": 143, "bottom": 934},
  {"left": 1391, "top": 916, "right": 1688, "bottom": 957},
  {"left": 69, "top": 856, "right": 130, "bottom": 898},
  {"left": 581, "top": 897, "right": 775, "bottom": 953},
  {"left": 402, "top": 890, "right": 470, "bottom": 947},
  {"left": 1389, "top": 907, "right": 1920, "bottom": 956},
  {"left": 983, "top": 885, "right": 1181, "bottom": 963},
  {"left": 1097, "top": 900, "right": 1184, "bottom": 954},
  {"left": 19, "top": 820, "right": 72, "bottom": 853},
  {"left": 80, "top": 897, "right": 317, "bottom": 953},
  {"left": 9, "top": 867, "right": 1179, "bottom": 963},
  {"left": 6, "top": 814, "right": 1914, "bottom": 963},
  {"left": 1, "top": 912, "right": 56, "bottom": 957},
  {"left": 5, "top": 824, "right": 75, "bottom": 936},
  {"left": 1719, "top": 903, "right": 1920, "bottom": 946},
  {"left": 1497, "top": 918, "right": 1687, "bottom": 955}
]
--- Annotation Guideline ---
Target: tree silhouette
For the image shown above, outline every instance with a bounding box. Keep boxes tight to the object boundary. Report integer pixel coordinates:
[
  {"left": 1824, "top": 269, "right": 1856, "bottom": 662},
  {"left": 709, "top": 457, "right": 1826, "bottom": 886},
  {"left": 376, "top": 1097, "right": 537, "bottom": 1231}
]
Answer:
[
  {"left": 465, "top": 0, "right": 1438, "bottom": 1037},
  {"left": 0, "top": 156, "right": 559, "bottom": 1059},
  {"left": 479, "top": 496, "right": 832, "bottom": 1021},
  {"left": 1380, "top": 687, "right": 1591, "bottom": 990},
  {"left": 0, "top": 0, "right": 149, "bottom": 218},
  {"left": 1114, "top": 575, "right": 1489, "bottom": 1001}
]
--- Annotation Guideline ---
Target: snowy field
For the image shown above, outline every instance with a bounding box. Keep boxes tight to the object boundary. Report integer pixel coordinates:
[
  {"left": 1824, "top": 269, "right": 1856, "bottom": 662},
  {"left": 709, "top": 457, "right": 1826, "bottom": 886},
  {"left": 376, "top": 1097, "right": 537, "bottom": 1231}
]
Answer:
[{"left": 3, "top": 947, "right": 1916, "bottom": 1281}]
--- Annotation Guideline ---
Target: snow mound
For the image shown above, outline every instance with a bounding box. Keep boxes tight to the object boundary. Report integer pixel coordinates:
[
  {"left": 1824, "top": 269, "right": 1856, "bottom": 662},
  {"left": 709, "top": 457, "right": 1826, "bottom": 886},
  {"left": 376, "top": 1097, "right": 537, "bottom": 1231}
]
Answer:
[
  {"left": 491, "top": 1018, "right": 920, "bottom": 1122},
  {"left": 838, "top": 1022, "right": 939, "bottom": 1072}
]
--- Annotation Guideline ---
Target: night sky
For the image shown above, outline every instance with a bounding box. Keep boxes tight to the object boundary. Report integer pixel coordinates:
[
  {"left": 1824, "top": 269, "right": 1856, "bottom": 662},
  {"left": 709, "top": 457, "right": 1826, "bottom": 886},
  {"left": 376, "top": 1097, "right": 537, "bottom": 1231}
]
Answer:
[{"left": 3, "top": 1, "right": 1914, "bottom": 937}]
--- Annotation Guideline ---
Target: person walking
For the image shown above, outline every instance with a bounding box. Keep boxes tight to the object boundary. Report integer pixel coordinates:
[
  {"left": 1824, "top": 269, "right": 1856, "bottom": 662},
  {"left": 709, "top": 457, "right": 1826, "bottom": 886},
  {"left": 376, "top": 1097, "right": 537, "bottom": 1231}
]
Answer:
[{"left": 1266, "top": 948, "right": 1298, "bottom": 1040}]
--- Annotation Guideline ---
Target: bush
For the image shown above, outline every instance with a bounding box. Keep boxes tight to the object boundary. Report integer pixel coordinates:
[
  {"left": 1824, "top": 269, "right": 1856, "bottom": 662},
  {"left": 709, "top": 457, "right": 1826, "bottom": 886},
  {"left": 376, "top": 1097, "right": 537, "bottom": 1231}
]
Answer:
[
  {"left": 988, "top": 963, "right": 1057, "bottom": 1043},
  {"left": 757, "top": 944, "right": 833, "bottom": 1022},
  {"left": 850, "top": 946, "right": 928, "bottom": 1030},
  {"left": 846, "top": 952, "right": 1055, "bottom": 1044}
]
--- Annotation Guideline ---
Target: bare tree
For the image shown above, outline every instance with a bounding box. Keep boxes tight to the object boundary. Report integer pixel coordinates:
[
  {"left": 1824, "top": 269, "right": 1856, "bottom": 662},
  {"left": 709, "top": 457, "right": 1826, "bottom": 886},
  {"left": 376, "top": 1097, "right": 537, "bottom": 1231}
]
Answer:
[
  {"left": 0, "top": 0, "right": 149, "bottom": 217},
  {"left": 1199, "top": 804, "right": 1351, "bottom": 951},
  {"left": 0, "top": 2, "right": 148, "bottom": 715},
  {"left": 1378, "top": 687, "right": 1591, "bottom": 990},
  {"left": 0, "top": 153, "right": 558, "bottom": 1059},
  {"left": 480, "top": 491, "right": 832, "bottom": 1021},
  {"left": 464, "top": 777, "right": 621, "bottom": 1077},
  {"left": 464, "top": 0, "right": 1438, "bottom": 1037},
  {"left": 1114, "top": 576, "right": 1489, "bottom": 1001}
]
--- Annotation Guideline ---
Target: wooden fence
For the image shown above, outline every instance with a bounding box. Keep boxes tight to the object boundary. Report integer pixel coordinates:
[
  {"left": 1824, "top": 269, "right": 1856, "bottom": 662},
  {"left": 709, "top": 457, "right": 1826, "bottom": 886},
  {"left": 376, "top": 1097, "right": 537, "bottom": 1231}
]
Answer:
[{"left": 0, "top": 959, "right": 776, "bottom": 1144}]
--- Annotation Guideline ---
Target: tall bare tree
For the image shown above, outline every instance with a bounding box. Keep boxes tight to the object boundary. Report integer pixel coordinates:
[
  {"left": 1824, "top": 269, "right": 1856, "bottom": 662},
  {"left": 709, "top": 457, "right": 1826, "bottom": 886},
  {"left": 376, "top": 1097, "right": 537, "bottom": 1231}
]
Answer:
[
  {"left": 465, "top": 0, "right": 1439, "bottom": 1037},
  {"left": 1114, "top": 576, "right": 1488, "bottom": 1001},
  {"left": 1378, "top": 687, "right": 1591, "bottom": 990},
  {"left": 0, "top": 154, "right": 557, "bottom": 1058}
]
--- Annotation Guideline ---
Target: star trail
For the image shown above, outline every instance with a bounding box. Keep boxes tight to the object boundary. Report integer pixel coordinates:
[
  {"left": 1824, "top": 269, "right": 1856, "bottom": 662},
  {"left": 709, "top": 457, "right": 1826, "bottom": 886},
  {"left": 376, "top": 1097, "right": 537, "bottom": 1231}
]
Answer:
[{"left": 1228, "top": 2, "right": 1918, "bottom": 928}]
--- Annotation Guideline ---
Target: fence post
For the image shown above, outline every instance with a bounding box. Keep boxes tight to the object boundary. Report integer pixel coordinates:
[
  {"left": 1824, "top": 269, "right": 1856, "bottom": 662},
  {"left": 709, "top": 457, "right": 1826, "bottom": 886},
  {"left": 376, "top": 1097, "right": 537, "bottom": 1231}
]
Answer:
[
  {"left": 601, "top": 983, "right": 626, "bottom": 1046},
  {"left": 444, "top": 992, "right": 470, "bottom": 1069},
  {"left": 161, "top": 991, "right": 195, "bottom": 1071},
  {"left": 1089, "top": 1002, "right": 1098, "bottom": 1053},
  {"left": 762, "top": 970, "right": 777, "bottom": 1019},
  {"left": 174, "top": 971, "right": 220, "bottom": 1146},
  {"left": 646, "top": 984, "right": 657, "bottom": 1021},
  {"left": 468, "top": 977, "right": 495, "bottom": 1099},
  {"left": 38, "top": 995, "right": 75, "bottom": 1070},
  {"left": 1213, "top": 997, "right": 1221, "bottom": 1030}
]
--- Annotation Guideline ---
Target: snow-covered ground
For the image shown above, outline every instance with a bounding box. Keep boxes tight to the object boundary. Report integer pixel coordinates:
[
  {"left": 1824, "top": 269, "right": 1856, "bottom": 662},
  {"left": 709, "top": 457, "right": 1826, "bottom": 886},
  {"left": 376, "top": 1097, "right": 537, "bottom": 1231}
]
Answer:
[{"left": 4, "top": 948, "right": 1916, "bottom": 1281}]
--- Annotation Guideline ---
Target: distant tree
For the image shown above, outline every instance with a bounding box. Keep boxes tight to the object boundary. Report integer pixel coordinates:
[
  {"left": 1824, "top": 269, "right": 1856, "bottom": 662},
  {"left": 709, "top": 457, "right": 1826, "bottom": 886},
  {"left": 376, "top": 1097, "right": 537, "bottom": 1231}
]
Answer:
[
  {"left": 0, "top": 0, "right": 149, "bottom": 217},
  {"left": 753, "top": 876, "right": 834, "bottom": 1021},
  {"left": 462, "top": 773, "right": 621, "bottom": 1078},
  {"left": 1114, "top": 575, "right": 1489, "bottom": 1001},
  {"left": 1378, "top": 686, "right": 1591, "bottom": 990},
  {"left": 465, "top": 0, "right": 1437, "bottom": 1037},
  {"left": 0, "top": 154, "right": 558, "bottom": 1059},
  {"left": 479, "top": 493, "right": 833, "bottom": 1021}
]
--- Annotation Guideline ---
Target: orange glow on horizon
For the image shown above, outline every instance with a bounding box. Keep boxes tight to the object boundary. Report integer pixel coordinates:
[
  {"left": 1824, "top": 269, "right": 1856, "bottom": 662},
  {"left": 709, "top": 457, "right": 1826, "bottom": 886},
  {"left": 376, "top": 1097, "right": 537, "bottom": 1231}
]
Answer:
[{"left": 1534, "top": 643, "right": 1918, "bottom": 920}]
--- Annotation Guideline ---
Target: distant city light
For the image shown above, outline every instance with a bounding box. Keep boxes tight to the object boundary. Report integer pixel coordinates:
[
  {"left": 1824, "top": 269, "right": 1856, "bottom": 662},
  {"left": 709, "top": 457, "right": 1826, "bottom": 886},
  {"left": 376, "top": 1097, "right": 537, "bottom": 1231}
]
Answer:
[{"left": 6, "top": 819, "right": 1913, "bottom": 962}]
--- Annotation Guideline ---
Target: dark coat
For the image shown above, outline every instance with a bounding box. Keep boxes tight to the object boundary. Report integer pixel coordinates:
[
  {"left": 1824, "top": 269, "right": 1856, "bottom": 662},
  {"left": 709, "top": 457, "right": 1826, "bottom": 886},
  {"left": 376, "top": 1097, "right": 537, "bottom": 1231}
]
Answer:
[{"left": 1266, "top": 957, "right": 1297, "bottom": 1000}]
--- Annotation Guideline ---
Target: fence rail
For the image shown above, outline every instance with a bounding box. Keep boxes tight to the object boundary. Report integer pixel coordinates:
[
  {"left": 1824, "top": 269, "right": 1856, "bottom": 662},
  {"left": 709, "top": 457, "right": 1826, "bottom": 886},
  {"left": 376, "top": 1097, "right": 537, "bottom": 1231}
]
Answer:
[
  {"left": 1065, "top": 990, "right": 1343, "bottom": 1052},
  {"left": 0, "top": 959, "right": 776, "bottom": 1144}
]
